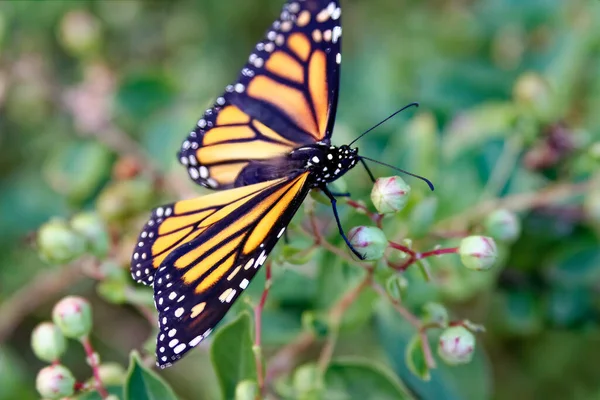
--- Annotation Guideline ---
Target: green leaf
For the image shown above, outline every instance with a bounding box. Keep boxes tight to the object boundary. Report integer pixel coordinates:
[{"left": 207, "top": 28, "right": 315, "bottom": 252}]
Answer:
[
  {"left": 43, "top": 140, "right": 113, "bottom": 205},
  {"left": 408, "top": 197, "right": 438, "bottom": 238},
  {"left": 405, "top": 334, "right": 431, "bottom": 381},
  {"left": 123, "top": 351, "right": 178, "bottom": 400},
  {"left": 116, "top": 73, "right": 175, "bottom": 120},
  {"left": 76, "top": 385, "right": 123, "bottom": 400},
  {"left": 324, "top": 358, "right": 414, "bottom": 400},
  {"left": 210, "top": 311, "right": 257, "bottom": 400}
]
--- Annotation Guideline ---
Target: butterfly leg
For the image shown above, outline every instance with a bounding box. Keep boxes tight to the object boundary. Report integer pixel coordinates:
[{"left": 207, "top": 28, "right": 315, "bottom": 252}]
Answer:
[
  {"left": 320, "top": 186, "right": 365, "bottom": 260},
  {"left": 329, "top": 191, "right": 351, "bottom": 198},
  {"left": 360, "top": 158, "right": 376, "bottom": 183}
]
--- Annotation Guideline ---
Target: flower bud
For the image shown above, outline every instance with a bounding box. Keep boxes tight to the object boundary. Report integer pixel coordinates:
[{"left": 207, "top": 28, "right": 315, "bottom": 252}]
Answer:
[
  {"left": 370, "top": 176, "right": 411, "bottom": 214},
  {"left": 96, "top": 179, "right": 154, "bottom": 222},
  {"left": 31, "top": 322, "right": 67, "bottom": 363},
  {"left": 512, "top": 72, "right": 552, "bottom": 119},
  {"left": 36, "top": 365, "right": 76, "bottom": 399},
  {"left": 52, "top": 296, "right": 93, "bottom": 339},
  {"left": 458, "top": 236, "right": 497, "bottom": 271},
  {"left": 293, "top": 363, "right": 323, "bottom": 397},
  {"left": 484, "top": 209, "right": 521, "bottom": 242},
  {"left": 348, "top": 226, "right": 387, "bottom": 261},
  {"left": 71, "top": 211, "right": 110, "bottom": 258},
  {"left": 37, "top": 218, "right": 87, "bottom": 265},
  {"left": 235, "top": 380, "right": 259, "bottom": 400},
  {"left": 58, "top": 10, "right": 102, "bottom": 57},
  {"left": 422, "top": 302, "right": 449, "bottom": 328},
  {"left": 437, "top": 326, "right": 476, "bottom": 365},
  {"left": 97, "top": 362, "right": 127, "bottom": 386}
]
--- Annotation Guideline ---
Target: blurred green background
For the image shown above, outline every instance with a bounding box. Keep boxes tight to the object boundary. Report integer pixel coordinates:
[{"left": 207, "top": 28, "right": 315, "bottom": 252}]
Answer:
[{"left": 1, "top": 0, "right": 600, "bottom": 399}]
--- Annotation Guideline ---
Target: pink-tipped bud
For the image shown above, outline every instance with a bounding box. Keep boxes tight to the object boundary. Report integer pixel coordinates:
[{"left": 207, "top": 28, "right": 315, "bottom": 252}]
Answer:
[
  {"left": 52, "top": 296, "right": 93, "bottom": 339},
  {"left": 370, "top": 176, "right": 411, "bottom": 214},
  {"left": 458, "top": 236, "right": 498, "bottom": 271},
  {"left": 36, "top": 364, "right": 76, "bottom": 399},
  {"left": 348, "top": 226, "right": 387, "bottom": 260},
  {"left": 484, "top": 209, "right": 521, "bottom": 242},
  {"left": 437, "top": 326, "right": 475, "bottom": 365}
]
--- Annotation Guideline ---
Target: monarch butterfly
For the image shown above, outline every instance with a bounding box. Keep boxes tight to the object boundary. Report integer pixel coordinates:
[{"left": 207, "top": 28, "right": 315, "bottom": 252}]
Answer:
[{"left": 130, "top": 0, "right": 430, "bottom": 368}]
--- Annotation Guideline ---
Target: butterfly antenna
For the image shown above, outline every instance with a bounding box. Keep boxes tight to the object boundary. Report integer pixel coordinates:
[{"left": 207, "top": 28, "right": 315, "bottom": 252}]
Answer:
[
  {"left": 360, "top": 156, "right": 435, "bottom": 191},
  {"left": 349, "top": 102, "right": 419, "bottom": 146}
]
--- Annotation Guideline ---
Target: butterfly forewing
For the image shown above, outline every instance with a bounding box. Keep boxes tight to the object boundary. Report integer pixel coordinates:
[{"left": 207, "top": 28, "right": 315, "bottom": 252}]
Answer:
[
  {"left": 178, "top": 0, "right": 342, "bottom": 189},
  {"left": 132, "top": 173, "right": 311, "bottom": 367}
]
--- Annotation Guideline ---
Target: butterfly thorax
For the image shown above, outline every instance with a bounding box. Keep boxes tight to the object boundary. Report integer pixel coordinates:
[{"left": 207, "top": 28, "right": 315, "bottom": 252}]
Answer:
[{"left": 289, "top": 143, "right": 358, "bottom": 187}]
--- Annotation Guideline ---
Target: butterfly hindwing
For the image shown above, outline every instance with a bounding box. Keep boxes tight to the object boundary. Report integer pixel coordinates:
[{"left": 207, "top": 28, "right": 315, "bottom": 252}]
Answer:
[
  {"left": 131, "top": 173, "right": 311, "bottom": 367},
  {"left": 178, "top": 0, "right": 342, "bottom": 190}
]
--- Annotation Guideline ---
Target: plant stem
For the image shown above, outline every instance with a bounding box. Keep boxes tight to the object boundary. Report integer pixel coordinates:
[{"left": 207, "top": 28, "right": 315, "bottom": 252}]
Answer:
[
  {"left": 318, "top": 273, "right": 372, "bottom": 371},
  {"left": 254, "top": 261, "right": 272, "bottom": 397},
  {"left": 371, "top": 283, "right": 437, "bottom": 369},
  {"left": 346, "top": 199, "right": 384, "bottom": 228},
  {"left": 387, "top": 240, "right": 459, "bottom": 271},
  {"left": 81, "top": 336, "right": 109, "bottom": 399}
]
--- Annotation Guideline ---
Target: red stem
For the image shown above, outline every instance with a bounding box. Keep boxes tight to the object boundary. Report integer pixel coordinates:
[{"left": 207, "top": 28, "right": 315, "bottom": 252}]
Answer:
[
  {"left": 421, "top": 247, "right": 459, "bottom": 258},
  {"left": 254, "top": 261, "right": 272, "bottom": 396},
  {"left": 81, "top": 337, "right": 109, "bottom": 399},
  {"left": 346, "top": 200, "right": 384, "bottom": 228},
  {"left": 387, "top": 241, "right": 459, "bottom": 271}
]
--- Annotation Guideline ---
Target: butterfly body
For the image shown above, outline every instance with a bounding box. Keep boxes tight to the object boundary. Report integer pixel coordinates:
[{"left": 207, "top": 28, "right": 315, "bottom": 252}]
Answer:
[
  {"left": 131, "top": 0, "right": 355, "bottom": 368},
  {"left": 289, "top": 143, "right": 358, "bottom": 186}
]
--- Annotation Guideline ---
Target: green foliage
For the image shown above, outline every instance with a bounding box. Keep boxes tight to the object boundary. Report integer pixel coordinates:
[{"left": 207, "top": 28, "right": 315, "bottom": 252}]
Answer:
[
  {"left": 124, "top": 352, "right": 178, "bottom": 400},
  {"left": 323, "top": 359, "right": 414, "bottom": 400},
  {"left": 210, "top": 312, "right": 257, "bottom": 400}
]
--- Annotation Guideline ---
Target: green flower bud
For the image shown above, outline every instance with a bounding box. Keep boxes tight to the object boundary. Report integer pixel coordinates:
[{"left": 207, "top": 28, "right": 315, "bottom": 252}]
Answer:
[
  {"left": 235, "top": 380, "right": 259, "bottom": 400},
  {"left": 512, "top": 72, "right": 552, "bottom": 120},
  {"left": 96, "top": 179, "right": 154, "bottom": 222},
  {"left": 36, "top": 365, "right": 76, "bottom": 399},
  {"left": 459, "top": 236, "right": 497, "bottom": 271},
  {"left": 370, "top": 176, "right": 411, "bottom": 214},
  {"left": 31, "top": 322, "right": 67, "bottom": 363},
  {"left": 293, "top": 363, "right": 323, "bottom": 397},
  {"left": 52, "top": 296, "right": 93, "bottom": 339},
  {"left": 385, "top": 274, "right": 408, "bottom": 301},
  {"left": 58, "top": 10, "right": 102, "bottom": 57},
  {"left": 584, "top": 189, "right": 600, "bottom": 223},
  {"left": 71, "top": 211, "right": 110, "bottom": 258},
  {"left": 348, "top": 226, "right": 387, "bottom": 260},
  {"left": 437, "top": 326, "right": 476, "bottom": 365},
  {"left": 484, "top": 209, "right": 521, "bottom": 242},
  {"left": 97, "top": 362, "right": 127, "bottom": 386},
  {"left": 37, "top": 218, "right": 86, "bottom": 264},
  {"left": 422, "top": 302, "right": 449, "bottom": 328}
]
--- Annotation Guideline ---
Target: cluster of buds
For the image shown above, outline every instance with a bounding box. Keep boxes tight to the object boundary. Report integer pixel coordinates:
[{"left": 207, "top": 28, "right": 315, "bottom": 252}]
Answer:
[
  {"left": 37, "top": 211, "right": 109, "bottom": 264},
  {"left": 31, "top": 296, "right": 95, "bottom": 399}
]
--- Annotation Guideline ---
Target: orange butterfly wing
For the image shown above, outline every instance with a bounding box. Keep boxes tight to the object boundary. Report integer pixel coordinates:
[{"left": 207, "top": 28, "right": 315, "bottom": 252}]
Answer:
[
  {"left": 178, "top": 0, "right": 342, "bottom": 189},
  {"left": 130, "top": 172, "right": 311, "bottom": 367}
]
